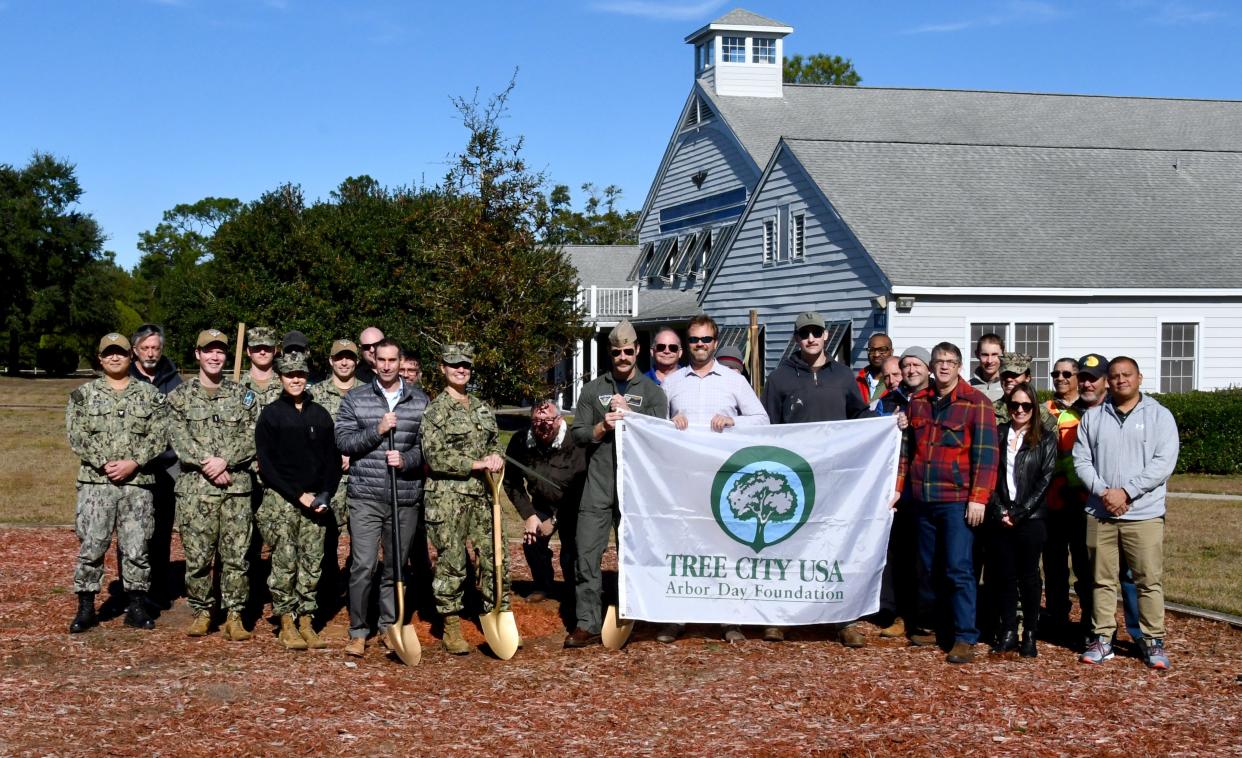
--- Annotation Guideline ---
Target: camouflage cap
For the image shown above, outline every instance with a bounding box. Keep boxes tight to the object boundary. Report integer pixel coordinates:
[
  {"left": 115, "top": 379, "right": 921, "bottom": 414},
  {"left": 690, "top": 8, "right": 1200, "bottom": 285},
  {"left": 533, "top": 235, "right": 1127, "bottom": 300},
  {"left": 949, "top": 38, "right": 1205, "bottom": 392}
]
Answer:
[
  {"left": 1000, "top": 351, "right": 1032, "bottom": 376},
  {"left": 276, "top": 352, "right": 309, "bottom": 375},
  {"left": 97, "top": 332, "right": 131, "bottom": 354},
  {"left": 246, "top": 326, "right": 277, "bottom": 348},
  {"left": 441, "top": 342, "right": 475, "bottom": 366},
  {"left": 1078, "top": 353, "right": 1109, "bottom": 379},
  {"left": 330, "top": 339, "right": 359, "bottom": 358},
  {"left": 794, "top": 311, "right": 826, "bottom": 331},
  {"left": 609, "top": 319, "right": 638, "bottom": 348},
  {"left": 196, "top": 329, "right": 228, "bottom": 349}
]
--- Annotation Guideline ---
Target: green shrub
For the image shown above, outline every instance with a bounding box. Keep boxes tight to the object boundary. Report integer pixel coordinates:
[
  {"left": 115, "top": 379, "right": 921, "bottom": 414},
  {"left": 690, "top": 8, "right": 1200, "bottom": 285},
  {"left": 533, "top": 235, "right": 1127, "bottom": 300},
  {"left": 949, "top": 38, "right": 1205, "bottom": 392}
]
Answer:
[{"left": 1157, "top": 389, "right": 1242, "bottom": 475}]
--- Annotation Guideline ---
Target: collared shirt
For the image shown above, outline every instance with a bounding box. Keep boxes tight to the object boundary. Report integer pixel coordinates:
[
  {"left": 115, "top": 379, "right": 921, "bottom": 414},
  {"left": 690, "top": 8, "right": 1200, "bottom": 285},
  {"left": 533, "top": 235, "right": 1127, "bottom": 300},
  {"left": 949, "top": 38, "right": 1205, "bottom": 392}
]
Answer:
[{"left": 663, "top": 360, "right": 768, "bottom": 428}]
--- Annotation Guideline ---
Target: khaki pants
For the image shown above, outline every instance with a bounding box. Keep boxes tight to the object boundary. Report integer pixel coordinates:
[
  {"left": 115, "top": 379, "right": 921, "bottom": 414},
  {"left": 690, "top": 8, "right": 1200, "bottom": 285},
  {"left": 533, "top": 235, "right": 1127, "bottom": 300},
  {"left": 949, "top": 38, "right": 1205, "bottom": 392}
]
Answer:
[{"left": 1086, "top": 516, "right": 1165, "bottom": 639}]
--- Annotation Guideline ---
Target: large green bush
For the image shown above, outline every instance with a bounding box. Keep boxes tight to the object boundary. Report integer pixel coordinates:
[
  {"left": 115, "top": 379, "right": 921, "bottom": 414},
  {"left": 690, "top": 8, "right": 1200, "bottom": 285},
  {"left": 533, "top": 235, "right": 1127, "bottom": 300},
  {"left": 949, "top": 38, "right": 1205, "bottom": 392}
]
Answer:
[{"left": 1157, "top": 389, "right": 1242, "bottom": 474}]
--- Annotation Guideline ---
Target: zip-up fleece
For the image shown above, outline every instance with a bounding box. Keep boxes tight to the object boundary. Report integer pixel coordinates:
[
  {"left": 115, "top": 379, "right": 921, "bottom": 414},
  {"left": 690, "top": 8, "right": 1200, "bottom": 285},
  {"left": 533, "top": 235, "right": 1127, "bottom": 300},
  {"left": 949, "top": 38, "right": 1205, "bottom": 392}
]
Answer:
[
  {"left": 762, "top": 352, "right": 871, "bottom": 423},
  {"left": 1071, "top": 394, "right": 1179, "bottom": 521}
]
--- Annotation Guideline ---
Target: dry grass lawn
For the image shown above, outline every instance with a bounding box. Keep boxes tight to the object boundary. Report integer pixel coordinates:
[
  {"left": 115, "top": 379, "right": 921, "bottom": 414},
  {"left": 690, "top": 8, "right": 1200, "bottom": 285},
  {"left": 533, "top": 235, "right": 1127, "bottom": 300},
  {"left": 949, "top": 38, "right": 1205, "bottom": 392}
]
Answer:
[{"left": 3, "top": 376, "right": 1239, "bottom": 615}]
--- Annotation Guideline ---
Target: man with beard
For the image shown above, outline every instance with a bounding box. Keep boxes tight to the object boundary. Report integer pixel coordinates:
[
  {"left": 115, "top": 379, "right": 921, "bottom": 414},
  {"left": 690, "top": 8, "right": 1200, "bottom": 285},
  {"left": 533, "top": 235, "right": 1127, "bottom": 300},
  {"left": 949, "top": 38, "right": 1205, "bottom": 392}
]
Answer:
[
  {"left": 565, "top": 320, "right": 668, "bottom": 648},
  {"left": 129, "top": 323, "right": 182, "bottom": 605},
  {"left": 762, "top": 311, "right": 872, "bottom": 645}
]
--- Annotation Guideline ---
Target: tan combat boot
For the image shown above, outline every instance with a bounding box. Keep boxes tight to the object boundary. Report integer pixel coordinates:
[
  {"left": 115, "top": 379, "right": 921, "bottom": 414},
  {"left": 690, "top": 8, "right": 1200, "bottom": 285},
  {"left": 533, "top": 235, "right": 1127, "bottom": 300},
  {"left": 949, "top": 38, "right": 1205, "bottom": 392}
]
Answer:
[
  {"left": 222, "top": 610, "right": 252, "bottom": 641},
  {"left": 441, "top": 614, "right": 471, "bottom": 655},
  {"left": 298, "top": 615, "right": 327, "bottom": 649},
  {"left": 186, "top": 610, "right": 212, "bottom": 637},
  {"left": 279, "top": 615, "right": 308, "bottom": 650}
]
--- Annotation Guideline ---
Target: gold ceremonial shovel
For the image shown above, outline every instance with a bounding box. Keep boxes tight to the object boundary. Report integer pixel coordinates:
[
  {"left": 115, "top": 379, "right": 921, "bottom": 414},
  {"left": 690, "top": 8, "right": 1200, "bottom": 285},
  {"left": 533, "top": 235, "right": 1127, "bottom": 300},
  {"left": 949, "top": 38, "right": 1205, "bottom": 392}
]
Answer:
[
  {"left": 481, "top": 468, "right": 521, "bottom": 660},
  {"left": 601, "top": 603, "right": 634, "bottom": 650},
  {"left": 384, "top": 430, "right": 421, "bottom": 666}
]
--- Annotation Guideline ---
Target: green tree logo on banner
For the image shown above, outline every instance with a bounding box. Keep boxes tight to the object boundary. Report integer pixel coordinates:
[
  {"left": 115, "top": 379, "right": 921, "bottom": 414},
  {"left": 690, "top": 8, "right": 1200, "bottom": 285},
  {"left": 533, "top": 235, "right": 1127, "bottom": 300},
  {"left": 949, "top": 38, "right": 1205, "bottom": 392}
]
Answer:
[{"left": 711, "top": 446, "right": 815, "bottom": 553}]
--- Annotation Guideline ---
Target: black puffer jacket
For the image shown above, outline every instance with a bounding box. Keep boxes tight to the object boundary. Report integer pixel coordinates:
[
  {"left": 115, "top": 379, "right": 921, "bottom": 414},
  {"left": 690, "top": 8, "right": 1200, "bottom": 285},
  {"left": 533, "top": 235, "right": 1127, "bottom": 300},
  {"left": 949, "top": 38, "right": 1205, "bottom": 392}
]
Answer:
[
  {"left": 988, "top": 422, "right": 1056, "bottom": 524},
  {"left": 334, "top": 379, "right": 428, "bottom": 505}
]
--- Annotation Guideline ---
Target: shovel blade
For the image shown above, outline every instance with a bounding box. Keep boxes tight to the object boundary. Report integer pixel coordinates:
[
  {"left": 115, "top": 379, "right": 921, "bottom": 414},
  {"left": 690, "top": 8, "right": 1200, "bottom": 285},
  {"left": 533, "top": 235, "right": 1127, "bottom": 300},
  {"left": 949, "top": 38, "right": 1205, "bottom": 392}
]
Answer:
[
  {"left": 601, "top": 604, "right": 635, "bottom": 650},
  {"left": 480, "top": 609, "right": 521, "bottom": 660}
]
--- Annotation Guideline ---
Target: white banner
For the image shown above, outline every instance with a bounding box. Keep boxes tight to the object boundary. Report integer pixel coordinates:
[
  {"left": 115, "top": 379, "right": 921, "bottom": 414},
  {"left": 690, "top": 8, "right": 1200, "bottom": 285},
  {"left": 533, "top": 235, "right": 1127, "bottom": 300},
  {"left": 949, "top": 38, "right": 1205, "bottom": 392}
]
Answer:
[{"left": 617, "top": 414, "right": 900, "bottom": 625}]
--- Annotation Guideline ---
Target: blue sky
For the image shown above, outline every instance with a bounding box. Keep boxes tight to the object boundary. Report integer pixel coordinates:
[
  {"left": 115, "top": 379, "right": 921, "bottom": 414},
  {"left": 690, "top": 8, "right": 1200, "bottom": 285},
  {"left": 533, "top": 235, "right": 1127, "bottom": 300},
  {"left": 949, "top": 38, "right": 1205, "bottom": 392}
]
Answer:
[{"left": 2, "top": 0, "right": 1238, "bottom": 269}]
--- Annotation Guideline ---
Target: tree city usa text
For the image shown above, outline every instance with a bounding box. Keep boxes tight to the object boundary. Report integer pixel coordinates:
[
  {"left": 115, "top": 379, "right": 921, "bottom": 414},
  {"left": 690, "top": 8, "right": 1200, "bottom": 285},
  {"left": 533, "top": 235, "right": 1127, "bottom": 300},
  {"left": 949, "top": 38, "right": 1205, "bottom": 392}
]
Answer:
[{"left": 665, "top": 554, "right": 846, "bottom": 601}]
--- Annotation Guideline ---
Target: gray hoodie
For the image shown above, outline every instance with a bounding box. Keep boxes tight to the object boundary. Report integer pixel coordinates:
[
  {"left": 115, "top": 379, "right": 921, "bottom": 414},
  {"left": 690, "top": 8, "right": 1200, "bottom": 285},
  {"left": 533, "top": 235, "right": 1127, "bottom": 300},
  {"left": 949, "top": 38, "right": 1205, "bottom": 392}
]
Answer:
[{"left": 1072, "top": 394, "right": 1179, "bottom": 520}]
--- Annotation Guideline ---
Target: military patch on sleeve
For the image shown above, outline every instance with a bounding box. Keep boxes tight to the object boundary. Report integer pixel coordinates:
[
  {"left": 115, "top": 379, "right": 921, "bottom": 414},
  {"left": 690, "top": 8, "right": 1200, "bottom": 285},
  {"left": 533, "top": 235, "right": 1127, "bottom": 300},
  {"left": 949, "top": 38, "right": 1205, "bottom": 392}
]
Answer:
[
  {"left": 242, "top": 390, "right": 256, "bottom": 409},
  {"left": 70, "top": 388, "right": 85, "bottom": 405}
]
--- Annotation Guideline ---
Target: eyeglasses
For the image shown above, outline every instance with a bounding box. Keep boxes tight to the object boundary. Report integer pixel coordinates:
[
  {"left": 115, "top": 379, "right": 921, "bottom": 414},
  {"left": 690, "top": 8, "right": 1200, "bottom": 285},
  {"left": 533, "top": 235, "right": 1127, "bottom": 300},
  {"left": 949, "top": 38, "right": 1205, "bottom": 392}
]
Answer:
[
  {"left": 1006, "top": 401, "right": 1035, "bottom": 412},
  {"left": 361, "top": 342, "right": 379, "bottom": 351},
  {"left": 931, "top": 358, "right": 960, "bottom": 367},
  {"left": 686, "top": 336, "right": 715, "bottom": 345},
  {"left": 1050, "top": 371, "right": 1075, "bottom": 379},
  {"left": 654, "top": 343, "right": 681, "bottom": 353},
  {"left": 610, "top": 348, "right": 636, "bottom": 357},
  {"left": 867, "top": 346, "right": 893, "bottom": 354},
  {"left": 797, "top": 327, "right": 824, "bottom": 339}
]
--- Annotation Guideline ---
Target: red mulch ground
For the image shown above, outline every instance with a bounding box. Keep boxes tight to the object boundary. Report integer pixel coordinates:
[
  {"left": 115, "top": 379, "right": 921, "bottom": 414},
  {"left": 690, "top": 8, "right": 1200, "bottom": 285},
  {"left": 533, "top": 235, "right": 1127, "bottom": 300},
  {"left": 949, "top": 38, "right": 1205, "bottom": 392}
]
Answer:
[{"left": 2, "top": 528, "right": 1240, "bottom": 756}]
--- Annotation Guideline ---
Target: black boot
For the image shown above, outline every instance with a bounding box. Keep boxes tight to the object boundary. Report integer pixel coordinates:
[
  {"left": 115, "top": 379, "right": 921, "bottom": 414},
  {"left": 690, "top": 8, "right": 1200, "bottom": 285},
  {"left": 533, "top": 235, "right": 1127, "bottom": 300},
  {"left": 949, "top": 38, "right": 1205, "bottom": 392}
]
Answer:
[
  {"left": 1020, "top": 631, "right": 1037, "bottom": 658},
  {"left": 124, "top": 591, "right": 156, "bottom": 630},
  {"left": 70, "top": 591, "right": 97, "bottom": 633},
  {"left": 989, "top": 628, "right": 1018, "bottom": 654}
]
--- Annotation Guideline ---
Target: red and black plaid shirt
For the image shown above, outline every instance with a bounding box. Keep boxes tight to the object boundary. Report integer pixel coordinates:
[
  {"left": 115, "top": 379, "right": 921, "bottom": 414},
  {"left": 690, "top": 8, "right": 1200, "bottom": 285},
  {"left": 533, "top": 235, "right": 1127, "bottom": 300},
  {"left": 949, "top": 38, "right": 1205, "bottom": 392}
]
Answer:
[{"left": 898, "top": 380, "right": 999, "bottom": 505}]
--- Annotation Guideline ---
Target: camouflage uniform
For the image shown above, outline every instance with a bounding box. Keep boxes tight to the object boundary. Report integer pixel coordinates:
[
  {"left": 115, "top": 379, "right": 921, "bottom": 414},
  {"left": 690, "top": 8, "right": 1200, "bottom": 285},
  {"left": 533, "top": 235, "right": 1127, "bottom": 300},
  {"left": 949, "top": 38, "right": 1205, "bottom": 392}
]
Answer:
[
  {"left": 167, "top": 377, "right": 259, "bottom": 613},
  {"left": 421, "top": 391, "right": 509, "bottom": 616},
  {"left": 65, "top": 376, "right": 169, "bottom": 593},
  {"left": 310, "top": 376, "right": 361, "bottom": 528}
]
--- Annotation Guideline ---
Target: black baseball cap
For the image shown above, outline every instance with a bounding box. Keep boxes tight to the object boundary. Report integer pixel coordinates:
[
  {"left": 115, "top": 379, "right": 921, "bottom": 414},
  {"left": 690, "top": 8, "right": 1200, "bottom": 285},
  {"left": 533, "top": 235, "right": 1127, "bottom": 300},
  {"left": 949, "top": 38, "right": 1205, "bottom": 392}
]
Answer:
[
  {"left": 282, "top": 330, "right": 309, "bottom": 352},
  {"left": 1077, "top": 353, "right": 1108, "bottom": 379}
]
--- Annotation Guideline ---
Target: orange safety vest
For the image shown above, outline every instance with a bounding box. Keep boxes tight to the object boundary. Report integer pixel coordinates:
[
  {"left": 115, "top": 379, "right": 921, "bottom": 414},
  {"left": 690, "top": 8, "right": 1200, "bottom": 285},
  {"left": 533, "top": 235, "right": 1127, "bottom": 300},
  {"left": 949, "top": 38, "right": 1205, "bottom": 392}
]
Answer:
[{"left": 1045, "top": 398, "right": 1084, "bottom": 511}]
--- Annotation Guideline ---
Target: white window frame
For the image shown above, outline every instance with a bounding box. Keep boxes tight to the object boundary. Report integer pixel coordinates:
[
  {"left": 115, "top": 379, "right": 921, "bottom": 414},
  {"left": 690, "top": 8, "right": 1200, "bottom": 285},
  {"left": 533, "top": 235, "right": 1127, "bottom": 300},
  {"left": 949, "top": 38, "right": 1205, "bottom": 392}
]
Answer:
[
  {"left": 791, "top": 211, "right": 806, "bottom": 261},
  {"left": 752, "top": 37, "right": 776, "bottom": 64},
  {"left": 721, "top": 36, "right": 746, "bottom": 63},
  {"left": 966, "top": 319, "right": 1058, "bottom": 391},
  {"left": 762, "top": 217, "right": 776, "bottom": 265},
  {"left": 1156, "top": 317, "right": 1201, "bottom": 393}
]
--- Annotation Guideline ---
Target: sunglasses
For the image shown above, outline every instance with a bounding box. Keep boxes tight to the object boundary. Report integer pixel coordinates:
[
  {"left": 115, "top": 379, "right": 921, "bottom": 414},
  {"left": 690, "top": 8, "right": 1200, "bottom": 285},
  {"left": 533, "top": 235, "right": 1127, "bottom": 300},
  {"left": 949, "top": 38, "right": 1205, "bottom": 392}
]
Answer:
[
  {"left": 654, "top": 343, "right": 681, "bottom": 353},
  {"left": 686, "top": 336, "right": 715, "bottom": 345},
  {"left": 1050, "top": 371, "right": 1075, "bottom": 379},
  {"left": 1079, "top": 373, "right": 1104, "bottom": 382},
  {"left": 444, "top": 361, "right": 472, "bottom": 370},
  {"left": 1007, "top": 401, "right": 1035, "bottom": 412},
  {"left": 361, "top": 342, "right": 379, "bottom": 351},
  {"left": 867, "top": 346, "right": 893, "bottom": 354},
  {"left": 797, "top": 327, "right": 824, "bottom": 339},
  {"left": 610, "top": 348, "right": 636, "bottom": 357}
]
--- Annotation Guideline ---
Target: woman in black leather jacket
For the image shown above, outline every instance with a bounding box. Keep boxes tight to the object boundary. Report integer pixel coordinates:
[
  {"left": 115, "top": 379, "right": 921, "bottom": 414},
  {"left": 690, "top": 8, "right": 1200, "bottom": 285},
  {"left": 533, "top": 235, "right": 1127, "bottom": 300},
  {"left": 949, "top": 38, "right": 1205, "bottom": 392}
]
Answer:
[{"left": 986, "top": 382, "right": 1056, "bottom": 658}]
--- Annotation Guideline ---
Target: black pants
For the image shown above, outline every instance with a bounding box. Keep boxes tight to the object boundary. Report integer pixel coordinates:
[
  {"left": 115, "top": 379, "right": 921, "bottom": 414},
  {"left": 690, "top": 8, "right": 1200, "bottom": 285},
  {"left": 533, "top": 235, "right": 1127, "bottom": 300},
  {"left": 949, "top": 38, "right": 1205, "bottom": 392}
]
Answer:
[
  {"left": 879, "top": 506, "right": 916, "bottom": 622},
  {"left": 524, "top": 506, "right": 578, "bottom": 598},
  {"left": 1043, "top": 505, "right": 1091, "bottom": 625},
  {"left": 987, "top": 518, "right": 1047, "bottom": 636}
]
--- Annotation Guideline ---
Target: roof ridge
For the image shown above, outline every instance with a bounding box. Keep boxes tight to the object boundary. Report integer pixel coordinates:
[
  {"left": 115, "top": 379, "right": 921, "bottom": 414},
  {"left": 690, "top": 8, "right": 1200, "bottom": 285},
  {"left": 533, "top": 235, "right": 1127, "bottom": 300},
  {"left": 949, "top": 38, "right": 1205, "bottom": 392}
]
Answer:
[
  {"left": 782, "top": 137, "right": 1242, "bottom": 155},
  {"left": 779, "top": 83, "right": 1242, "bottom": 105}
]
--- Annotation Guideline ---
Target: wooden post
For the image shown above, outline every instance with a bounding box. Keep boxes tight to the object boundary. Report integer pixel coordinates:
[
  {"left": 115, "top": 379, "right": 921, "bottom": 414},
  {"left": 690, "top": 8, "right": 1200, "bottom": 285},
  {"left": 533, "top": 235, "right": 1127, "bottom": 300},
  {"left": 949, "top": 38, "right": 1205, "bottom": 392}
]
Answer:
[
  {"left": 748, "top": 309, "right": 761, "bottom": 395},
  {"left": 232, "top": 323, "right": 246, "bottom": 383}
]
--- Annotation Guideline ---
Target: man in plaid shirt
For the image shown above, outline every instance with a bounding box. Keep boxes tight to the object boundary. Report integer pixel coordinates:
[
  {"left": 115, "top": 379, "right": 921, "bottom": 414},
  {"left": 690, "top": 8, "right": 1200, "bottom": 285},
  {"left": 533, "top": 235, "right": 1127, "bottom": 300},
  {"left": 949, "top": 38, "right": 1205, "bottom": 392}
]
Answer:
[{"left": 896, "top": 341, "right": 999, "bottom": 664}]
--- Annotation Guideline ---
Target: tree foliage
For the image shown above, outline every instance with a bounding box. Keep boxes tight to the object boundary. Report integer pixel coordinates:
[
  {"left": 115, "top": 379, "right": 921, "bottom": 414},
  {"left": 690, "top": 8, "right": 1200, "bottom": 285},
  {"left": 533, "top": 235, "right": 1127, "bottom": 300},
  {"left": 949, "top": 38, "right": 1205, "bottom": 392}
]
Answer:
[
  {"left": 727, "top": 470, "right": 799, "bottom": 551},
  {"left": 540, "top": 183, "right": 639, "bottom": 245},
  {"left": 0, "top": 153, "right": 110, "bottom": 373},
  {"left": 782, "top": 53, "right": 862, "bottom": 86}
]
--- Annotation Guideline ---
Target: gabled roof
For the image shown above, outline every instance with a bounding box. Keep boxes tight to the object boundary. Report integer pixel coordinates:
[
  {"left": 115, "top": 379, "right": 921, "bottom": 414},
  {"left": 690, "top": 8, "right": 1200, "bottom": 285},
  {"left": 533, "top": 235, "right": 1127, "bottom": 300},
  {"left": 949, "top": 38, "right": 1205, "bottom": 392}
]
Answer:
[
  {"left": 783, "top": 137, "right": 1242, "bottom": 289},
  {"left": 562, "top": 244, "right": 640, "bottom": 288},
  {"left": 701, "top": 84, "right": 1242, "bottom": 170},
  {"left": 684, "top": 8, "right": 792, "bottom": 42}
]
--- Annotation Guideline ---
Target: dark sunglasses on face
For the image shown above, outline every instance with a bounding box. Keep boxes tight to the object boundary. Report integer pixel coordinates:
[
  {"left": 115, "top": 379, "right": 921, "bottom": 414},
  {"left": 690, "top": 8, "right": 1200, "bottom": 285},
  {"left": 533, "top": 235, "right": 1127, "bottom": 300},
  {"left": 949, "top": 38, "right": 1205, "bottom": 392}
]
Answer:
[
  {"left": 797, "top": 327, "right": 824, "bottom": 339},
  {"left": 1007, "top": 401, "right": 1035, "bottom": 412},
  {"left": 686, "top": 336, "right": 715, "bottom": 345},
  {"left": 361, "top": 342, "right": 378, "bottom": 351},
  {"left": 611, "top": 348, "right": 636, "bottom": 357},
  {"left": 1079, "top": 373, "right": 1102, "bottom": 382},
  {"left": 1050, "top": 371, "right": 1074, "bottom": 379},
  {"left": 654, "top": 343, "right": 681, "bottom": 353}
]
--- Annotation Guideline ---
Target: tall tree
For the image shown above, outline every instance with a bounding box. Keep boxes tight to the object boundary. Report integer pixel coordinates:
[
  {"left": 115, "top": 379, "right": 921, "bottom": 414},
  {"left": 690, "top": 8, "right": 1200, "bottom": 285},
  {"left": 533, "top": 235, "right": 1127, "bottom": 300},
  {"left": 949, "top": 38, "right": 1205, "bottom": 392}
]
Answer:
[
  {"left": 783, "top": 53, "right": 862, "bottom": 86},
  {"left": 541, "top": 183, "right": 639, "bottom": 245},
  {"left": 0, "top": 153, "right": 107, "bottom": 373}
]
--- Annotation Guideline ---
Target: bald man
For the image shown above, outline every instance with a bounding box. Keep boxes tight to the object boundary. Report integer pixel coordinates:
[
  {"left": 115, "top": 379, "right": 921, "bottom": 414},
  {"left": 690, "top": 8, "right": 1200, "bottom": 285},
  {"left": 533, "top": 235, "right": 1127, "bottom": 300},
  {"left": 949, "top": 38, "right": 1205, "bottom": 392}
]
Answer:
[{"left": 355, "top": 326, "right": 384, "bottom": 384}]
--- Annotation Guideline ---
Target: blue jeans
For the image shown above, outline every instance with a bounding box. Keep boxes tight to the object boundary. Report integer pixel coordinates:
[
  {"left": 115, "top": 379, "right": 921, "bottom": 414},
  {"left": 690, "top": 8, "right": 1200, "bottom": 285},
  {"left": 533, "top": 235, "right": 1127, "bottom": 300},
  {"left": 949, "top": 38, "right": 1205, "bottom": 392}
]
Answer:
[{"left": 914, "top": 502, "right": 978, "bottom": 645}]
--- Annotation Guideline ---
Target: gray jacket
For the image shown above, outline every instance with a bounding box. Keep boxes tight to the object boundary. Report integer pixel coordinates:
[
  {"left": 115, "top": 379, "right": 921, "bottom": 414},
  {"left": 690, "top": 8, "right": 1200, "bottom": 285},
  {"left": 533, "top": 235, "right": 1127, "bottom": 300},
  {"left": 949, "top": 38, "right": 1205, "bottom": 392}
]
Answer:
[
  {"left": 334, "top": 378, "right": 428, "bottom": 505},
  {"left": 1072, "top": 394, "right": 1179, "bottom": 521}
]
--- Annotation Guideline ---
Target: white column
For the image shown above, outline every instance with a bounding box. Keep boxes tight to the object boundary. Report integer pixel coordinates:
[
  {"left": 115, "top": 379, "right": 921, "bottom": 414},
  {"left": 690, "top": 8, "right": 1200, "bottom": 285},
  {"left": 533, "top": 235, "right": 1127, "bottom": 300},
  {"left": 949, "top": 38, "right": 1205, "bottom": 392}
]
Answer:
[
  {"left": 589, "top": 286, "right": 598, "bottom": 318},
  {"left": 588, "top": 331, "right": 599, "bottom": 382},
  {"left": 572, "top": 338, "right": 584, "bottom": 408},
  {"left": 631, "top": 284, "right": 639, "bottom": 317}
]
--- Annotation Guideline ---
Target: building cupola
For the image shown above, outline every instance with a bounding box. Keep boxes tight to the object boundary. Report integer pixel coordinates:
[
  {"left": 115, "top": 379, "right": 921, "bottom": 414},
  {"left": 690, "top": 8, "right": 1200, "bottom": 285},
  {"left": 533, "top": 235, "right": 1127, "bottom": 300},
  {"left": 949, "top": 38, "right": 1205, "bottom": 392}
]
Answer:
[{"left": 685, "top": 8, "right": 792, "bottom": 99}]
